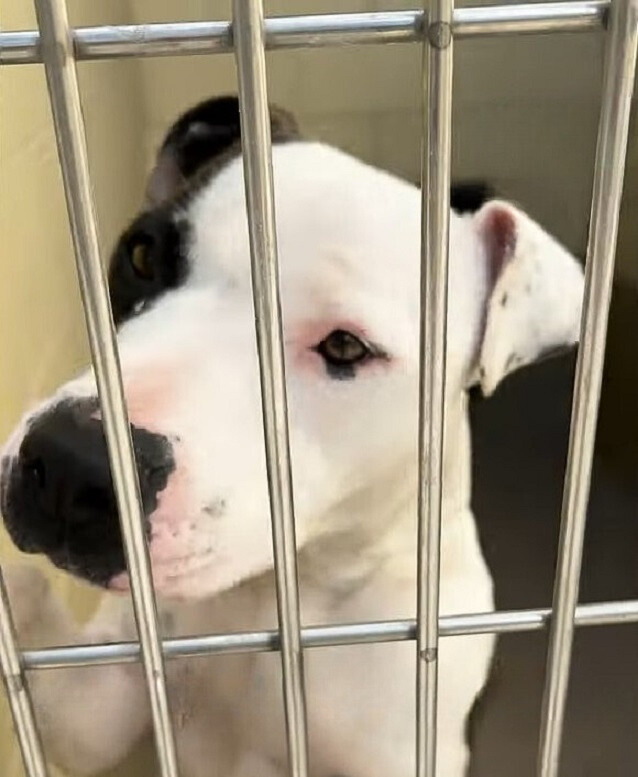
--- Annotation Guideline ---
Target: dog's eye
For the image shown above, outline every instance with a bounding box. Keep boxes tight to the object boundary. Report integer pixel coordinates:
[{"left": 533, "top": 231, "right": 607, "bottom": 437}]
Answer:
[
  {"left": 315, "top": 330, "right": 372, "bottom": 368},
  {"left": 129, "top": 241, "right": 155, "bottom": 281}
]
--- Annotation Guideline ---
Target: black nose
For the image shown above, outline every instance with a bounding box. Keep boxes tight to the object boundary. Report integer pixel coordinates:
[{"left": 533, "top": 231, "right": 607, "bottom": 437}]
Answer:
[{"left": 2, "top": 400, "right": 174, "bottom": 585}]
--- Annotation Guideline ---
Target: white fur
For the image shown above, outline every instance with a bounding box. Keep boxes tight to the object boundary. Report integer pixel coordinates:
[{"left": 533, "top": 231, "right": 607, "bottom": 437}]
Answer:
[{"left": 1, "top": 142, "right": 584, "bottom": 776}]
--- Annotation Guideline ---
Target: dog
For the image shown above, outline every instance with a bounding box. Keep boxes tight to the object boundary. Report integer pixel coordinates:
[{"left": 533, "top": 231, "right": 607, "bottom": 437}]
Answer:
[{"left": 0, "top": 96, "right": 584, "bottom": 777}]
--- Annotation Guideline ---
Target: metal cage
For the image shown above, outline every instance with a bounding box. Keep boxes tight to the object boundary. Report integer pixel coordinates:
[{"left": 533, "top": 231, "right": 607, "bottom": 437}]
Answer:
[{"left": 0, "top": 1, "right": 637, "bottom": 776}]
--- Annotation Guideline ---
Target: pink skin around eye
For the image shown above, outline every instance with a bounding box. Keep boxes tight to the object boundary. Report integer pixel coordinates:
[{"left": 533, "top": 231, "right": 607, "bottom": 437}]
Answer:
[{"left": 290, "top": 320, "right": 392, "bottom": 374}]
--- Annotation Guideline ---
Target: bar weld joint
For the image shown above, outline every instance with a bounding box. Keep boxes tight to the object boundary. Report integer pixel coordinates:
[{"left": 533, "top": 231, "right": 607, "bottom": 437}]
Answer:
[{"left": 428, "top": 21, "right": 453, "bottom": 47}]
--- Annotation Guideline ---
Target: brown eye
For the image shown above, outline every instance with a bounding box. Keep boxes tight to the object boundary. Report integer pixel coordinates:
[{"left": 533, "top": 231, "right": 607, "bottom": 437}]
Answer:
[
  {"left": 315, "top": 329, "right": 371, "bottom": 368},
  {"left": 130, "top": 241, "right": 154, "bottom": 281}
]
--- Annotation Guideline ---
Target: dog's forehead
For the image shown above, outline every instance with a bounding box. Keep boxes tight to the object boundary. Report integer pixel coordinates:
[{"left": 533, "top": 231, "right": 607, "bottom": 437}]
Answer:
[{"left": 186, "top": 142, "right": 422, "bottom": 295}]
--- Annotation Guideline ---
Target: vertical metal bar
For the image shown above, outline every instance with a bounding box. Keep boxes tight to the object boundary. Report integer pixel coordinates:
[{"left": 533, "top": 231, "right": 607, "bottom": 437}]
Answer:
[
  {"left": 31, "top": 2, "right": 179, "bottom": 775},
  {"left": 416, "top": 0, "right": 454, "bottom": 775},
  {"left": 537, "top": 1, "right": 638, "bottom": 775},
  {"left": 232, "top": 2, "right": 309, "bottom": 777},
  {"left": 0, "top": 570, "right": 49, "bottom": 777}
]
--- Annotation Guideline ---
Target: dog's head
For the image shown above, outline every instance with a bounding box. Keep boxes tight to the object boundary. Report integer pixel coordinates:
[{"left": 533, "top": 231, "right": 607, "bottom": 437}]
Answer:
[{"left": 0, "top": 97, "right": 584, "bottom": 599}]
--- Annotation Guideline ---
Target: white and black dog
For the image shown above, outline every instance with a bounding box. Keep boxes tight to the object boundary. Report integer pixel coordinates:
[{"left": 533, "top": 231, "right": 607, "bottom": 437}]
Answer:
[{"left": 0, "top": 97, "right": 584, "bottom": 777}]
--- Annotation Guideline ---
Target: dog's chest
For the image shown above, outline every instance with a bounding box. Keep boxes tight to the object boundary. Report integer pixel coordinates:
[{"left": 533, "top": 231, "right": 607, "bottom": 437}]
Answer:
[{"left": 164, "top": 512, "right": 493, "bottom": 777}]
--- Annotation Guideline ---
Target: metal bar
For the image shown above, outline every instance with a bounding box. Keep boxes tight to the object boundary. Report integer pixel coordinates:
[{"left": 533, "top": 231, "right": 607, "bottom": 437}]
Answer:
[
  {"left": 0, "top": 569, "right": 49, "bottom": 776},
  {"left": 232, "top": 2, "right": 309, "bottom": 777},
  {"left": 31, "top": 2, "right": 179, "bottom": 776},
  {"left": 416, "top": 0, "right": 454, "bottom": 774},
  {"left": 455, "top": 0, "right": 607, "bottom": 37},
  {"left": 21, "top": 599, "right": 638, "bottom": 671},
  {"left": 0, "top": 2, "right": 608, "bottom": 65},
  {"left": 536, "top": 1, "right": 638, "bottom": 775}
]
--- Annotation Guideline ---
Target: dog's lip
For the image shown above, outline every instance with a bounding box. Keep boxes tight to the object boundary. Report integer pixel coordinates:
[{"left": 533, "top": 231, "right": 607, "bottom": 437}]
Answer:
[
  {"left": 108, "top": 571, "right": 130, "bottom": 593},
  {"left": 108, "top": 549, "right": 216, "bottom": 593}
]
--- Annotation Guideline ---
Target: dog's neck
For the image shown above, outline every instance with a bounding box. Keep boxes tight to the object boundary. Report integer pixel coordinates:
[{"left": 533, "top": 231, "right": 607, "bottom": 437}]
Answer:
[{"left": 299, "top": 391, "right": 473, "bottom": 600}]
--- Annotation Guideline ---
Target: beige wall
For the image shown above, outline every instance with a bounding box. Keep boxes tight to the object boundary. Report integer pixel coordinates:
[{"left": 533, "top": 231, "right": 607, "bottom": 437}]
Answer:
[
  {"left": 0, "top": 2, "right": 146, "bottom": 775},
  {"left": 1, "top": 1, "right": 636, "bottom": 776}
]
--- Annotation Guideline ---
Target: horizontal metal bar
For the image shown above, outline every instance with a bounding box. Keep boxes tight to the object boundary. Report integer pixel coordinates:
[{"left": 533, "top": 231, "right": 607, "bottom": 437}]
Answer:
[
  {"left": 455, "top": 0, "right": 607, "bottom": 36},
  {"left": 0, "top": 2, "right": 608, "bottom": 66},
  {"left": 21, "top": 598, "right": 638, "bottom": 671}
]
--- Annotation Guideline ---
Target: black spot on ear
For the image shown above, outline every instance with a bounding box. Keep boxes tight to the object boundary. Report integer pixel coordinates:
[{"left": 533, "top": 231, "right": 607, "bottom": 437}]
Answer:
[
  {"left": 108, "top": 209, "right": 189, "bottom": 326},
  {"left": 451, "top": 181, "right": 496, "bottom": 214},
  {"left": 147, "top": 95, "right": 301, "bottom": 205}
]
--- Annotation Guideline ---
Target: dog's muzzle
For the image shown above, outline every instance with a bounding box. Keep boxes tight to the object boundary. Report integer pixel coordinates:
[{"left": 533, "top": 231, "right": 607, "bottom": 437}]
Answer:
[{"left": 0, "top": 399, "right": 175, "bottom": 586}]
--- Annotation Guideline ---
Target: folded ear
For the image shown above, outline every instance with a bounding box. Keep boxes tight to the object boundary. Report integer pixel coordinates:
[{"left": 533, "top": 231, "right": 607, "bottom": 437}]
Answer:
[
  {"left": 145, "top": 95, "right": 300, "bottom": 206},
  {"left": 474, "top": 200, "right": 584, "bottom": 396}
]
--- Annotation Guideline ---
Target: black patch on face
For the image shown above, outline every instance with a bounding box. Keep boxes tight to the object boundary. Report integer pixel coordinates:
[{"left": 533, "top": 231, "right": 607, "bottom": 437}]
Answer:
[
  {"left": 1, "top": 399, "right": 175, "bottom": 587},
  {"left": 325, "top": 362, "right": 357, "bottom": 381},
  {"left": 108, "top": 208, "right": 189, "bottom": 327},
  {"left": 108, "top": 95, "right": 302, "bottom": 326}
]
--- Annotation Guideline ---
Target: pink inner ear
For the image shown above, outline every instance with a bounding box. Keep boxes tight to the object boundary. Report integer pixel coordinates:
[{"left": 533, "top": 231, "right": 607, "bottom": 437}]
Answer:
[{"left": 483, "top": 206, "right": 517, "bottom": 288}]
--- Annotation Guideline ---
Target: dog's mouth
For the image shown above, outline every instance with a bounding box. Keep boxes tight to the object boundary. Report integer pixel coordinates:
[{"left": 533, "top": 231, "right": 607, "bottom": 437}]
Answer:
[
  {"left": 1, "top": 482, "right": 194, "bottom": 592},
  {"left": 107, "top": 548, "right": 218, "bottom": 598},
  {"left": 0, "top": 468, "right": 193, "bottom": 591}
]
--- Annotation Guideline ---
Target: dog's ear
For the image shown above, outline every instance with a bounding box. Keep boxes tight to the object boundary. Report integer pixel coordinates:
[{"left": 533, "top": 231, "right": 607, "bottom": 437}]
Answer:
[
  {"left": 473, "top": 200, "right": 584, "bottom": 396},
  {"left": 145, "top": 95, "right": 300, "bottom": 205}
]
